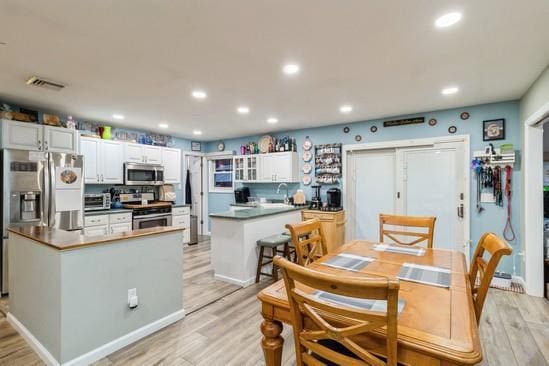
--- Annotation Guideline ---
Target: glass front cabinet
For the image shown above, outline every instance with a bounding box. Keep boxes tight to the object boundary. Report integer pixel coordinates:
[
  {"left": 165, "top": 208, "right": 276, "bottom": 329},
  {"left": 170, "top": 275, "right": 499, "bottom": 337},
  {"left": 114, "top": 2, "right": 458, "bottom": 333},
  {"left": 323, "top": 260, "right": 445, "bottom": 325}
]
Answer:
[{"left": 233, "top": 155, "right": 260, "bottom": 182}]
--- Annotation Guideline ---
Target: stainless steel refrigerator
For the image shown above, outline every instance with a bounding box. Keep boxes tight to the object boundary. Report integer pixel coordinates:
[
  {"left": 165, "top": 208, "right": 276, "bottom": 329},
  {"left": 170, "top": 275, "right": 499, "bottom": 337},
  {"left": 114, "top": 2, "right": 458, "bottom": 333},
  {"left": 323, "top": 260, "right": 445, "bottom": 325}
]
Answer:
[{"left": 1, "top": 149, "right": 84, "bottom": 294}]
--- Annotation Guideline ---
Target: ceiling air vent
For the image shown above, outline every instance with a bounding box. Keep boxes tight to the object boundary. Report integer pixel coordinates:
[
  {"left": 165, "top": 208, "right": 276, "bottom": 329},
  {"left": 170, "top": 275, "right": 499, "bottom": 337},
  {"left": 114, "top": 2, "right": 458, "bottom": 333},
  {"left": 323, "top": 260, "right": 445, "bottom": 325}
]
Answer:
[{"left": 25, "top": 76, "right": 65, "bottom": 91}]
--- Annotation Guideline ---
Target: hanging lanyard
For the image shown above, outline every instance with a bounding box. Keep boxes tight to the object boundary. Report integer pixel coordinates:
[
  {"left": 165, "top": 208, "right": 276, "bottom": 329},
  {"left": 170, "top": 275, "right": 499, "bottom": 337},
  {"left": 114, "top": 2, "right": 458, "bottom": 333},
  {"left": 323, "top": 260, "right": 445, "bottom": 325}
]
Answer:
[{"left": 503, "top": 165, "right": 516, "bottom": 241}]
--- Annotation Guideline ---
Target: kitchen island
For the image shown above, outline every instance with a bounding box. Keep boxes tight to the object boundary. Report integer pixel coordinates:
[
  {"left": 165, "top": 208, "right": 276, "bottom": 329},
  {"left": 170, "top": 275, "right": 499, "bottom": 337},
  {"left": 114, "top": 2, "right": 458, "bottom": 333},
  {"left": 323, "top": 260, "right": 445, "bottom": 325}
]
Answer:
[
  {"left": 210, "top": 204, "right": 302, "bottom": 287},
  {"left": 7, "top": 226, "right": 184, "bottom": 366}
]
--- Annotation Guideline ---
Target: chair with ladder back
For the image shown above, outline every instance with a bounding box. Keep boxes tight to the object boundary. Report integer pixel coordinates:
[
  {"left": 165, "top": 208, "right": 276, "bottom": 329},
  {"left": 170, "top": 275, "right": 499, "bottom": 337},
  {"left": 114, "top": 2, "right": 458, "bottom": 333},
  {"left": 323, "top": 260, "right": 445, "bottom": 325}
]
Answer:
[
  {"left": 469, "top": 232, "right": 512, "bottom": 323},
  {"left": 274, "top": 256, "right": 400, "bottom": 366},
  {"left": 286, "top": 218, "right": 327, "bottom": 266},
  {"left": 379, "top": 214, "right": 436, "bottom": 249}
]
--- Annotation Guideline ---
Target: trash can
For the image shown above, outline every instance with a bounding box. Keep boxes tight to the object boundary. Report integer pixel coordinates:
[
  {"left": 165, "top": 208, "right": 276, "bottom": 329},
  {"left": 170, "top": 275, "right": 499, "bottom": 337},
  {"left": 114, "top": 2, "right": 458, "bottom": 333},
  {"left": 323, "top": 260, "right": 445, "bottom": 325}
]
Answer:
[{"left": 189, "top": 215, "right": 198, "bottom": 245}]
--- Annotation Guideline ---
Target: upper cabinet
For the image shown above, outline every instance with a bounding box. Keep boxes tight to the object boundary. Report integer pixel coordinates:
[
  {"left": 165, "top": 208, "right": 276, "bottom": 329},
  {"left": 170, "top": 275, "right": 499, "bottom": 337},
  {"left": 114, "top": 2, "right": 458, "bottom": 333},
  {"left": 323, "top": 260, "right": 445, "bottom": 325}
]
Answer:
[
  {"left": 124, "top": 143, "right": 162, "bottom": 164},
  {"left": 237, "top": 152, "right": 298, "bottom": 183},
  {"left": 1, "top": 120, "right": 78, "bottom": 153},
  {"left": 80, "top": 137, "right": 124, "bottom": 184},
  {"left": 162, "top": 148, "right": 181, "bottom": 183}
]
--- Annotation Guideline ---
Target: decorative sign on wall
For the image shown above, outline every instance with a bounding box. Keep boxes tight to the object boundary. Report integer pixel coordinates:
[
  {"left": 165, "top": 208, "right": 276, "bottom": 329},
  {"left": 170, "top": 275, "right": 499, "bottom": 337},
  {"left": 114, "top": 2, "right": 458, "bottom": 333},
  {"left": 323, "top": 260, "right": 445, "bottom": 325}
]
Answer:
[
  {"left": 191, "top": 141, "right": 201, "bottom": 151},
  {"left": 383, "top": 117, "right": 424, "bottom": 128},
  {"left": 483, "top": 119, "right": 505, "bottom": 141}
]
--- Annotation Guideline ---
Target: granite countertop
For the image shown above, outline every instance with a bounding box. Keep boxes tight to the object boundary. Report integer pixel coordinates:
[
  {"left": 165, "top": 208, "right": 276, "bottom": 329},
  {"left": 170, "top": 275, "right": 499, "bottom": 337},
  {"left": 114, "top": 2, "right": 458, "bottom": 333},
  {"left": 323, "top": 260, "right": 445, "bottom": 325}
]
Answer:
[
  {"left": 84, "top": 208, "right": 133, "bottom": 216},
  {"left": 210, "top": 205, "right": 303, "bottom": 220},
  {"left": 8, "top": 226, "right": 184, "bottom": 251}
]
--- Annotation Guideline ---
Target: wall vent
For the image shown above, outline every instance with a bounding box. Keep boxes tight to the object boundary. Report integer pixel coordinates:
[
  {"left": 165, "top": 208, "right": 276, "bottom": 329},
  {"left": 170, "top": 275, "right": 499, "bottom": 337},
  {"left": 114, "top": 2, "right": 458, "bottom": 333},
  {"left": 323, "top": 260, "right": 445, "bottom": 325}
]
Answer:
[{"left": 25, "top": 76, "right": 65, "bottom": 91}]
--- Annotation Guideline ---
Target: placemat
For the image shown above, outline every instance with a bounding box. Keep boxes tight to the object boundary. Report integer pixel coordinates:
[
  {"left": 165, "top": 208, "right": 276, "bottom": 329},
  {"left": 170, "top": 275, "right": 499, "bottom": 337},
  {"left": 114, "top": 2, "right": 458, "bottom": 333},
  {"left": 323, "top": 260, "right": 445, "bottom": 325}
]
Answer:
[
  {"left": 320, "top": 253, "right": 375, "bottom": 272},
  {"left": 397, "top": 262, "right": 451, "bottom": 288},
  {"left": 372, "top": 243, "right": 425, "bottom": 256},
  {"left": 314, "top": 291, "right": 406, "bottom": 313}
]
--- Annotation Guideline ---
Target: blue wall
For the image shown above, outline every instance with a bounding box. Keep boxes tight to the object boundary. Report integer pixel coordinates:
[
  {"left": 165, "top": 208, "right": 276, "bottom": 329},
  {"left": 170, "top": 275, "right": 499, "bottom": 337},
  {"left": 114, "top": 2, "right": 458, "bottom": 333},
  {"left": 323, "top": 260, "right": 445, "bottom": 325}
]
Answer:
[{"left": 206, "top": 101, "right": 522, "bottom": 275}]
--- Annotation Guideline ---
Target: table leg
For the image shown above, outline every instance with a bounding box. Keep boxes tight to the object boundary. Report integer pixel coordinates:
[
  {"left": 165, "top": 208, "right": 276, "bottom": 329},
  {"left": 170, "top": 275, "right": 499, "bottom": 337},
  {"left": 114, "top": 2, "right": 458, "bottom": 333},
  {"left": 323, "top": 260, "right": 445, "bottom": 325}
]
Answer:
[{"left": 261, "top": 318, "right": 284, "bottom": 366}]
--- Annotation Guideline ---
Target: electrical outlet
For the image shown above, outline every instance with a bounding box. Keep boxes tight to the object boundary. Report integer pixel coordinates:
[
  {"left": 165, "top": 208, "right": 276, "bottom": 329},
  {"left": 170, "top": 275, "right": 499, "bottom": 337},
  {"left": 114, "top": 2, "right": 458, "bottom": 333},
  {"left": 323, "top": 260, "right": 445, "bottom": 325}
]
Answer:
[{"left": 128, "top": 288, "right": 137, "bottom": 304}]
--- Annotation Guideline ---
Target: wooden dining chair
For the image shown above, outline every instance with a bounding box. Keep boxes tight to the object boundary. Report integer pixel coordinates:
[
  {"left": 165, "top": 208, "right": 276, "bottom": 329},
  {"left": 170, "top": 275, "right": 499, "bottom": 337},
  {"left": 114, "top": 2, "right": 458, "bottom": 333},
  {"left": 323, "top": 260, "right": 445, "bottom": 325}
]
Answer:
[
  {"left": 379, "top": 214, "right": 436, "bottom": 249},
  {"left": 286, "top": 219, "right": 327, "bottom": 266},
  {"left": 274, "top": 256, "right": 400, "bottom": 366},
  {"left": 469, "top": 232, "right": 512, "bottom": 323}
]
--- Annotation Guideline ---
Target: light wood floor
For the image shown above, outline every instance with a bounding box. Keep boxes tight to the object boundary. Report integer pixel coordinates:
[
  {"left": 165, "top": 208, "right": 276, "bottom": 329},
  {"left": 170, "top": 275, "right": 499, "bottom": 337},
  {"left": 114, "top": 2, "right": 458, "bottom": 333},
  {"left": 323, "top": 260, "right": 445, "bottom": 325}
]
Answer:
[{"left": 0, "top": 238, "right": 547, "bottom": 365}]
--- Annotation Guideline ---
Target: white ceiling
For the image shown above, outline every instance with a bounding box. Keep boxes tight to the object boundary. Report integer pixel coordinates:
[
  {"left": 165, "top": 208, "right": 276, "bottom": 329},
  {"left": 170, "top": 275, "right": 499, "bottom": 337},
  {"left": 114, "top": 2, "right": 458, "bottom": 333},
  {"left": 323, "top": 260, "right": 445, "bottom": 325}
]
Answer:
[{"left": 0, "top": 0, "right": 548, "bottom": 141}]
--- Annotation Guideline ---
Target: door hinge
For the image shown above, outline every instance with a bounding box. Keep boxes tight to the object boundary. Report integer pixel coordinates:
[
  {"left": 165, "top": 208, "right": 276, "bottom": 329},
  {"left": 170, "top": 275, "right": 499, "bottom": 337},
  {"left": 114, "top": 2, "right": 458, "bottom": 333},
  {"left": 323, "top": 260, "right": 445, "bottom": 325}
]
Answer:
[
  {"left": 460, "top": 192, "right": 464, "bottom": 200},
  {"left": 200, "top": 192, "right": 204, "bottom": 196},
  {"left": 397, "top": 192, "right": 401, "bottom": 199},
  {"left": 200, "top": 220, "right": 204, "bottom": 224}
]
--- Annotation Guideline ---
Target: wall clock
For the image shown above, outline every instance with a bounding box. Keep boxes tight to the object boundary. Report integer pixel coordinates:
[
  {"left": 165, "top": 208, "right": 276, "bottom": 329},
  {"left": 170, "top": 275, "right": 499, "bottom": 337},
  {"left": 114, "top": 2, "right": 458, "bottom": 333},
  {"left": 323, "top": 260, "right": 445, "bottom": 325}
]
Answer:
[
  {"left": 355, "top": 135, "right": 362, "bottom": 142},
  {"left": 428, "top": 118, "right": 437, "bottom": 126},
  {"left": 343, "top": 126, "right": 350, "bottom": 133},
  {"left": 217, "top": 142, "right": 225, "bottom": 151},
  {"left": 370, "top": 126, "right": 378, "bottom": 133},
  {"left": 448, "top": 126, "right": 457, "bottom": 134},
  {"left": 460, "top": 112, "right": 470, "bottom": 120}
]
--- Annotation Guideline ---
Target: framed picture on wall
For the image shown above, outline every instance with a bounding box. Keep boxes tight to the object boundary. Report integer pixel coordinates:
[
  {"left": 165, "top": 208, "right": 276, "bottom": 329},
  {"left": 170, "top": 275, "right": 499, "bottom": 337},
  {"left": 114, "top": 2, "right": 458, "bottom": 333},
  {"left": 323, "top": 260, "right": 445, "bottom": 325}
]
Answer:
[
  {"left": 191, "top": 141, "right": 201, "bottom": 151},
  {"left": 483, "top": 119, "right": 505, "bottom": 141}
]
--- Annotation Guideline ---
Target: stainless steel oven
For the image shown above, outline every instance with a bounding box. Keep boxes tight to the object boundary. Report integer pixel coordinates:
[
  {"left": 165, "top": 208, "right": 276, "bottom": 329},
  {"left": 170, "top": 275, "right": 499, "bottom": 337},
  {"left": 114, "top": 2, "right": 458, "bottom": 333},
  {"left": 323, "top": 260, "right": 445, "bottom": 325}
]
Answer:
[
  {"left": 132, "top": 206, "right": 172, "bottom": 229},
  {"left": 124, "top": 163, "right": 164, "bottom": 186}
]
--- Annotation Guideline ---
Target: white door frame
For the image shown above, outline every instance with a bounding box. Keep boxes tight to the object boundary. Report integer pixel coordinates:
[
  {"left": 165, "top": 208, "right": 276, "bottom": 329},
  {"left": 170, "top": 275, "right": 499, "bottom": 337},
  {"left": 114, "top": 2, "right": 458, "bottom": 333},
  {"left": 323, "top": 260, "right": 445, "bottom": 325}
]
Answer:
[
  {"left": 183, "top": 151, "right": 208, "bottom": 236},
  {"left": 342, "top": 135, "right": 471, "bottom": 261},
  {"left": 522, "top": 101, "right": 549, "bottom": 297}
]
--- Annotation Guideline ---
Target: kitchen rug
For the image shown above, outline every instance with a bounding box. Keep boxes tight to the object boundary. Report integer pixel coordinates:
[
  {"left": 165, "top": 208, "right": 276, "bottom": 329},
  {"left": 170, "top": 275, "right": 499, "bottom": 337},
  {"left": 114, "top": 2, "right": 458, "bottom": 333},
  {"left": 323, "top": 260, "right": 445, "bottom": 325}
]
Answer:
[
  {"left": 372, "top": 243, "right": 425, "bottom": 256},
  {"left": 320, "top": 253, "right": 375, "bottom": 272},
  {"left": 313, "top": 291, "right": 406, "bottom": 314},
  {"left": 397, "top": 263, "right": 451, "bottom": 288}
]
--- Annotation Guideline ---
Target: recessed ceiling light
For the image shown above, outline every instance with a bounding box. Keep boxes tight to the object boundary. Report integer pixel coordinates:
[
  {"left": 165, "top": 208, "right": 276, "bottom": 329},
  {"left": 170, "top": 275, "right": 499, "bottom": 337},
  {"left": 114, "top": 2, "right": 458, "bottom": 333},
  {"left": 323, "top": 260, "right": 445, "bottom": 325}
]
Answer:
[
  {"left": 237, "top": 106, "right": 250, "bottom": 114},
  {"left": 435, "top": 12, "right": 462, "bottom": 28},
  {"left": 193, "top": 130, "right": 203, "bottom": 135},
  {"left": 267, "top": 117, "right": 279, "bottom": 124},
  {"left": 282, "top": 63, "right": 300, "bottom": 75},
  {"left": 191, "top": 90, "right": 207, "bottom": 99},
  {"left": 441, "top": 86, "right": 459, "bottom": 95},
  {"left": 112, "top": 114, "right": 124, "bottom": 120},
  {"left": 158, "top": 123, "right": 169, "bottom": 129},
  {"left": 0, "top": 42, "right": 7, "bottom": 47},
  {"left": 340, "top": 105, "right": 353, "bottom": 114}
]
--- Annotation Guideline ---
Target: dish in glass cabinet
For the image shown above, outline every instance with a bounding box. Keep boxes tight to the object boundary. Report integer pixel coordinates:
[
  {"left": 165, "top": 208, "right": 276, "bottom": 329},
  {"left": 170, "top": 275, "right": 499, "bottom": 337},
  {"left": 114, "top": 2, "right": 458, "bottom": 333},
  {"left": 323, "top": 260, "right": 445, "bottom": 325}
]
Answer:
[
  {"left": 302, "top": 163, "right": 312, "bottom": 174},
  {"left": 302, "top": 151, "right": 313, "bottom": 162},
  {"left": 302, "top": 174, "right": 312, "bottom": 185}
]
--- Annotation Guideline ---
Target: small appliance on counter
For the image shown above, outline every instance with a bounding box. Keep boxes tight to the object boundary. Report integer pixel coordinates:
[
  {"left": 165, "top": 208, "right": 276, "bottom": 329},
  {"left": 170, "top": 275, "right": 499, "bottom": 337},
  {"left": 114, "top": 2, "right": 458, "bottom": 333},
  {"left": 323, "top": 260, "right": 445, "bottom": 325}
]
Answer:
[
  {"left": 159, "top": 184, "right": 177, "bottom": 202},
  {"left": 326, "top": 188, "right": 342, "bottom": 210},
  {"left": 309, "top": 185, "right": 322, "bottom": 209},
  {"left": 84, "top": 193, "right": 111, "bottom": 211},
  {"left": 234, "top": 187, "right": 250, "bottom": 204}
]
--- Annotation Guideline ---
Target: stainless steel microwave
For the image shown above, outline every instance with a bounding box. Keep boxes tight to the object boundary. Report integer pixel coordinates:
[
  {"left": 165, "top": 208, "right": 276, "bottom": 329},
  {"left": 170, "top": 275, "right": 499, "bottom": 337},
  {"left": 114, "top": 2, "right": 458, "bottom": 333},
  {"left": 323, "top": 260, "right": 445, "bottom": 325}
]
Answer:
[{"left": 124, "top": 163, "right": 164, "bottom": 186}]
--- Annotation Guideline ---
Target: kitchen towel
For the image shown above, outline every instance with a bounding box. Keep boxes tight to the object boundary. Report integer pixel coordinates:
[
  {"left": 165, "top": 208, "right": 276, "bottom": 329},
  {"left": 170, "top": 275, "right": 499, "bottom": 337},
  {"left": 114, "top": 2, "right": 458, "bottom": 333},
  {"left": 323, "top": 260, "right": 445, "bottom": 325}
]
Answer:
[
  {"left": 185, "top": 169, "right": 192, "bottom": 205},
  {"left": 320, "top": 253, "right": 374, "bottom": 272},
  {"left": 372, "top": 243, "right": 425, "bottom": 256},
  {"left": 397, "top": 263, "right": 451, "bottom": 288}
]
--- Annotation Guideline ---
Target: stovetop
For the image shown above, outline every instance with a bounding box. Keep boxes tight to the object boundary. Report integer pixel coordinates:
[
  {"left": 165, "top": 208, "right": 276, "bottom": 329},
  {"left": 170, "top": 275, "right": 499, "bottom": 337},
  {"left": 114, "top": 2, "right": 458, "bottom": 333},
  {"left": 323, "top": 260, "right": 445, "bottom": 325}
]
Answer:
[{"left": 122, "top": 201, "right": 172, "bottom": 209}]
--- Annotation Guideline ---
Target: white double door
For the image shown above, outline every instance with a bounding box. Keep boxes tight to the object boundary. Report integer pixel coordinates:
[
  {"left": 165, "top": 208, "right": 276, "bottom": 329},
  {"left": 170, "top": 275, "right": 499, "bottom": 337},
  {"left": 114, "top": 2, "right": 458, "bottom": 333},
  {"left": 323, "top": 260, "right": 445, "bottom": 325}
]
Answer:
[{"left": 347, "top": 141, "right": 468, "bottom": 255}]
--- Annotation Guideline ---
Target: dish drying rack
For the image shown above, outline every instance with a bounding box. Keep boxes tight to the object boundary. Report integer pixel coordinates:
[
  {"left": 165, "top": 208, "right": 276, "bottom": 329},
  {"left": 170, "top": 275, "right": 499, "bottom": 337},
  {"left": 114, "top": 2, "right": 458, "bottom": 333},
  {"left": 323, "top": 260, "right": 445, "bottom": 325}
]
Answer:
[{"left": 472, "top": 149, "right": 515, "bottom": 168}]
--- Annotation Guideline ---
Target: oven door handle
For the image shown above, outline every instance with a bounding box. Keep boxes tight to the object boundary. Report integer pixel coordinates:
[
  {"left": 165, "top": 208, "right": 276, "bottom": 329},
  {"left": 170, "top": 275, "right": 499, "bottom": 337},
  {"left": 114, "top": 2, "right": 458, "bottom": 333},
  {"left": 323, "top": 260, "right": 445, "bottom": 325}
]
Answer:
[{"left": 133, "top": 213, "right": 172, "bottom": 220}]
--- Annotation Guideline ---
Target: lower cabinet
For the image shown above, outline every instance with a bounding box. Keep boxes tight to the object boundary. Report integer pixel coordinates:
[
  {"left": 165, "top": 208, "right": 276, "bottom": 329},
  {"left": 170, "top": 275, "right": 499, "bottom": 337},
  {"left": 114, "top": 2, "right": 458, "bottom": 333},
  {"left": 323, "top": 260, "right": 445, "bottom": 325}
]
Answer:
[
  {"left": 301, "top": 210, "right": 345, "bottom": 254},
  {"left": 84, "top": 212, "right": 132, "bottom": 236},
  {"left": 172, "top": 206, "right": 190, "bottom": 244}
]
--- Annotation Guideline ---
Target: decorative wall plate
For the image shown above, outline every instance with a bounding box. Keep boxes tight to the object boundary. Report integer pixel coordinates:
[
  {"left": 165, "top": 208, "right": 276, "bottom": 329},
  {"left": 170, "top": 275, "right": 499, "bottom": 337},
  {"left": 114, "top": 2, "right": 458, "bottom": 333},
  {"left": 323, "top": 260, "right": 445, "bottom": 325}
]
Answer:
[
  {"left": 258, "top": 135, "right": 273, "bottom": 153},
  {"left": 302, "top": 174, "right": 312, "bottom": 185},
  {"left": 303, "top": 138, "right": 313, "bottom": 151},
  {"left": 302, "top": 163, "right": 312, "bottom": 174},
  {"left": 302, "top": 151, "right": 313, "bottom": 162},
  {"left": 460, "top": 112, "right": 470, "bottom": 120},
  {"left": 428, "top": 118, "right": 437, "bottom": 126},
  {"left": 370, "top": 126, "right": 378, "bottom": 133},
  {"left": 355, "top": 135, "right": 362, "bottom": 142},
  {"left": 448, "top": 126, "right": 457, "bottom": 134},
  {"left": 343, "top": 126, "right": 350, "bottom": 133}
]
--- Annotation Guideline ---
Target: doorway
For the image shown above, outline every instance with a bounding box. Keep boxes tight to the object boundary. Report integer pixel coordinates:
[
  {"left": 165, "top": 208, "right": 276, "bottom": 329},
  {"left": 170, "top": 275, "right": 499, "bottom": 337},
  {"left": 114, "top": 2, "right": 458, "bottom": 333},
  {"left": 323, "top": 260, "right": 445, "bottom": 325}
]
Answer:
[
  {"left": 344, "top": 136, "right": 469, "bottom": 258},
  {"left": 184, "top": 153, "right": 206, "bottom": 236}
]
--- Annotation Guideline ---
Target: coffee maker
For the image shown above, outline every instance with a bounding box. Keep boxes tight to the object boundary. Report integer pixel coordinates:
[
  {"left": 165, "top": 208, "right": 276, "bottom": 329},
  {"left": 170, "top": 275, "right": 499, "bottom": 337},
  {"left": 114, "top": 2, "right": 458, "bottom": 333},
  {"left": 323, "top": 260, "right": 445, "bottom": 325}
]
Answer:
[
  {"left": 309, "top": 185, "right": 322, "bottom": 209},
  {"left": 234, "top": 187, "right": 250, "bottom": 204},
  {"left": 326, "top": 188, "right": 342, "bottom": 211}
]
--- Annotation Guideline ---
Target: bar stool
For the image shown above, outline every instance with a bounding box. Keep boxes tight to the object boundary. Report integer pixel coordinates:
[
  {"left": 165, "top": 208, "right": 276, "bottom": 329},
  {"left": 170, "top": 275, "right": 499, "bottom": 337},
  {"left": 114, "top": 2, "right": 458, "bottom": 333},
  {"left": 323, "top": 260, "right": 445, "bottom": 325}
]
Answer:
[{"left": 255, "top": 233, "right": 293, "bottom": 283}]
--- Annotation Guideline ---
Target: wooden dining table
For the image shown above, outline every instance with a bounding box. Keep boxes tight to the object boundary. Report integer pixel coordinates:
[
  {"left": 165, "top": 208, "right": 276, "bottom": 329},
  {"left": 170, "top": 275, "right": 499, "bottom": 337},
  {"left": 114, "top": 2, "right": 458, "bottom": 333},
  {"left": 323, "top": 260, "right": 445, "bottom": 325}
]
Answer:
[{"left": 257, "top": 240, "right": 482, "bottom": 366}]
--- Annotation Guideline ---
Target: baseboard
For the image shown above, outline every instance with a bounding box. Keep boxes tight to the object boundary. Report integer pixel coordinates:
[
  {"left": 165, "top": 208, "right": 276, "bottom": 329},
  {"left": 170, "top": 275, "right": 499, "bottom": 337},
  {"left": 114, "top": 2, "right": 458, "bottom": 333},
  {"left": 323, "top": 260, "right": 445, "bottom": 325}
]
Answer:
[
  {"left": 512, "top": 275, "right": 525, "bottom": 287},
  {"left": 8, "top": 309, "right": 185, "bottom": 366},
  {"left": 7, "top": 313, "right": 60, "bottom": 366},
  {"left": 214, "top": 273, "right": 255, "bottom": 288}
]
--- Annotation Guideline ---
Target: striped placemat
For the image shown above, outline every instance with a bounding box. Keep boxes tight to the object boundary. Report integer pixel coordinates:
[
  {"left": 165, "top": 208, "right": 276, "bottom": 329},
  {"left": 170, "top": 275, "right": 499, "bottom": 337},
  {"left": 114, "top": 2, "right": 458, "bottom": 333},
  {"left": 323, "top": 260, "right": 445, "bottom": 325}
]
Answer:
[
  {"left": 314, "top": 291, "right": 406, "bottom": 313},
  {"left": 397, "top": 263, "right": 451, "bottom": 288},
  {"left": 320, "top": 253, "right": 375, "bottom": 272},
  {"left": 372, "top": 244, "right": 425, "bottom": 256}
]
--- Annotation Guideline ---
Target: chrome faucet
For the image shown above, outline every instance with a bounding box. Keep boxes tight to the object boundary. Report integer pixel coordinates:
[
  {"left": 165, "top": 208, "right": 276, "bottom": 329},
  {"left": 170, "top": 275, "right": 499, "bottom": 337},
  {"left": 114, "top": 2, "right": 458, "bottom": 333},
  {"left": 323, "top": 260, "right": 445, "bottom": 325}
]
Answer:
[{"left": 276, "top": 183, "right": 290, "bottom": 205}]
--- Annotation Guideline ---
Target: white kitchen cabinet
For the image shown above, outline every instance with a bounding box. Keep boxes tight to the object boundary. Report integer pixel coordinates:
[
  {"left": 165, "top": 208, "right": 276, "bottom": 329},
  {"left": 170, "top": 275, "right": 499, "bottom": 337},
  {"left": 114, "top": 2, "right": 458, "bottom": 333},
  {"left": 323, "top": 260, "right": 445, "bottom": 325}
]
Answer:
[
  {"left": 234, "top": 156, "right": 245, "bottom": 182},
  {"left": 234, "top": 155, "right": 260, "bottom": 182},
  {"left": 1, "top": 120, "right": 78, "bottom": 153},
  {"left": 162, "top": 148, "right": 181, "bottom": 183},
  {"left": 84, "top": 225, "right": 109, "bottom": 236},
  {"left": 43, "top": 126, "right": 79, "bottom": 153},
  {"left": 100, "top": 140, "right": 124, "bottom": 183},
  {"left": 259, "top": 152, "right": 299, "bottom": 183},
  {"left": 123, "top": 143, "right": 162, "bottom": 164},
  {"left": 172, "top": 206, "right": 190, "bottom": 244},
  {"left": 109, "top": 222, "right": 132, "bottom": 234},
  {"left": 80, "top": 137, "right": 123, "bottom": 184}
]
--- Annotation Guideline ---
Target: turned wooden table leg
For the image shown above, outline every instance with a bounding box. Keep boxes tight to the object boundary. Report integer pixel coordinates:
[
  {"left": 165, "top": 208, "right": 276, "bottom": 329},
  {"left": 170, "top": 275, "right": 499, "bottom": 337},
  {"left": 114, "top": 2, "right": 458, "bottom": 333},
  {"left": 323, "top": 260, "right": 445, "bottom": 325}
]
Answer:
[{"left": 261, "top": 318, "right": 284, "bottom": 366}]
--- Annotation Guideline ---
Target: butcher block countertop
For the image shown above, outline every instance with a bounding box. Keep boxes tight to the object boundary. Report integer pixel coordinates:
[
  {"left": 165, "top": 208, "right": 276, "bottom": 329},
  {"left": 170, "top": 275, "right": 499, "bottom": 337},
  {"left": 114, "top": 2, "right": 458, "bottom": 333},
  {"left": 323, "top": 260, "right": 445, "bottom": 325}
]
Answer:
[{"left": 8, "top": 226, "right": 184, "bottom": 251}]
